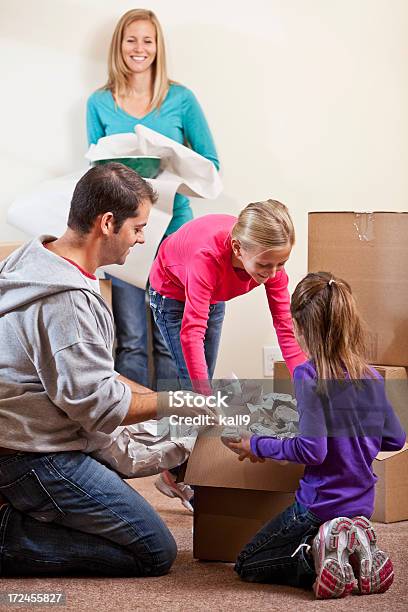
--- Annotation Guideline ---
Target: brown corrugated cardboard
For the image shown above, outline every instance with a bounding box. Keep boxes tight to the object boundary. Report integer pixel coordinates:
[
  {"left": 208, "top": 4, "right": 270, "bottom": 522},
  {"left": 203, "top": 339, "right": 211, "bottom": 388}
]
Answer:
[
  {"left": 185, "top": 434, "right": 304, "bottom": 492},
  {"left": 273, "top": 359, "right": 294, "bottom": 394},
  {"left": 373, "top": 365, "right": 408, "bottom": 433},
  {"left": 308, "top": 212, "right": 408, "bottom": 366},
  {"left": 185, "top": 434, "right": 304, "bottom": 561},
  {"left": 0, "top": 241, "right": 112, "bottom": 308},
  {"left": 193, "top": 487, "right": 295, "bottom": 562},
  {"left": 371, "top": 444, "right": 408, "bottom": 523}
]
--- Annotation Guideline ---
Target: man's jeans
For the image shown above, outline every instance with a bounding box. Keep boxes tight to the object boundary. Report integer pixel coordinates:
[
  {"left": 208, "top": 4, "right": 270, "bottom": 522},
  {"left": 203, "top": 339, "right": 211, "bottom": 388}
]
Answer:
[
  {"left": 107, "top": 275, "right": 179, "bottom": 389},
  {"left": 149, "top": 288, "right": 225, "bottom": 389},
  {"left": 0, "top": 451, "right": 177, "bottom": 576},
  {"left": 235, "top": 501, "right": 321, "bottom": 589}
]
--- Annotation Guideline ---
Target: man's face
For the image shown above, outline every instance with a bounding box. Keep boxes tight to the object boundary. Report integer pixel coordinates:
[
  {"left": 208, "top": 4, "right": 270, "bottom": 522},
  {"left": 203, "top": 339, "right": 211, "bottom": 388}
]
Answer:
[{"left": 108, "top": 199, "right": 152, "bottom": 265}]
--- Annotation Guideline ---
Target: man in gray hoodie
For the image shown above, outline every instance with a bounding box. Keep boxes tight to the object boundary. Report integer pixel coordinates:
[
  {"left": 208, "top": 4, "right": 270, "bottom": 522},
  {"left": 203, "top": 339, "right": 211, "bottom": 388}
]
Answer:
[{"left": 0, "top": 163, "right": 211, "bottom": 577}]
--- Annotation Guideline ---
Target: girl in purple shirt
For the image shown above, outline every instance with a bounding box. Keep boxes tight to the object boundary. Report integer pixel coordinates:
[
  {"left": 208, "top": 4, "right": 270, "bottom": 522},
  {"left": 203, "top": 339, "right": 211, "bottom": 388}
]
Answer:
[{"left": 229, "top": 271, "right": 405, "bottom": 599}]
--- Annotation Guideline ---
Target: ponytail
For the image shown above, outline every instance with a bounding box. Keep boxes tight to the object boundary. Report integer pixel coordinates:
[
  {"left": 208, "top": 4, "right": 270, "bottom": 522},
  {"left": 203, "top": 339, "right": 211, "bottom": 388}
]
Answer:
[{"left": 291, "top": 272, "right": 371, "bottom": 392}]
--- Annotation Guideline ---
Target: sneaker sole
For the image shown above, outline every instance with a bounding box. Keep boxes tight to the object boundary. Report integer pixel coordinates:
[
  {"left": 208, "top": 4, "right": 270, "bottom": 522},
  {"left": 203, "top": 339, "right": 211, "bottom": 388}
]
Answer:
[
  {"left": 154, "top": 475, "right": 194, "bottom": 513},
  {"left": 352, "top": 516, "right": 394, "bottom": 595},
  {"left": 314, "top": 517, "right": 357, "bottom": 599}
]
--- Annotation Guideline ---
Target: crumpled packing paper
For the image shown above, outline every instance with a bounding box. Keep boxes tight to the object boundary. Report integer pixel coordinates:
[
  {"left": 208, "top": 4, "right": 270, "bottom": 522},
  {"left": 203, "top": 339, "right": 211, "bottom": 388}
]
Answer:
[
  {"left": 219, "top": 379, "right": 299, "bottom": 460},
  {"left": 92, "top": 418, "right": 200, "bottom": 479}
]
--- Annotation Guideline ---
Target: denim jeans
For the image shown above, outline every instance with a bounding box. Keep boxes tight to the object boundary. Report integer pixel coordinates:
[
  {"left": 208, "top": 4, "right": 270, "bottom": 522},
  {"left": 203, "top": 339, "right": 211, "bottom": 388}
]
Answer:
[
  {"left": 235, "top": 501, "right": 321, "bottom": 589},
  {"left": 0, "top": 451, "right": 177, "bottom": 577},
  {"left": 149, "top": 288, "right": 225, "bottom": 389},
  {"left": 107, "top": 275, "right": 179, "bottom": 389}
]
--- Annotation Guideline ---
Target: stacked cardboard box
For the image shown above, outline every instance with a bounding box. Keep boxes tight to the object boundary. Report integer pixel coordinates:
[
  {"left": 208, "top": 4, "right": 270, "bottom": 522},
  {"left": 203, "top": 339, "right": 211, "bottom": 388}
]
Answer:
[
  {"left": 307, "top": 211, "right": 408, "bottom": 522},
  {"left": 308, "top": 212, "right": 408, "bottom": 366}
]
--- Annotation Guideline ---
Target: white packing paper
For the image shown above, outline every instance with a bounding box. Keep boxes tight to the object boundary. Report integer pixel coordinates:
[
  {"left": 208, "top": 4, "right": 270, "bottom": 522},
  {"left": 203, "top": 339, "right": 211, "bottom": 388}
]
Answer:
[{"left": 7, "top": 125, "right": 222, "bottom": 288}]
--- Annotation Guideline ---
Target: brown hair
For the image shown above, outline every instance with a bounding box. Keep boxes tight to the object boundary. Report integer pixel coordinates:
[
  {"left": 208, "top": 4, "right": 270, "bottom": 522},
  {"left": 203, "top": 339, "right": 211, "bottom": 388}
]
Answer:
[
  {"left": 104, "top": 9, "right": 170, "bottom": 110},
  {"left": 231, "top": 200, "right": 295, "bottom": 251},
  {"left": 290, "top": 272, "right": 371, "bottom": 392},
  {"left": 68, "top": 162, "right": 157, "bottom": 234}
]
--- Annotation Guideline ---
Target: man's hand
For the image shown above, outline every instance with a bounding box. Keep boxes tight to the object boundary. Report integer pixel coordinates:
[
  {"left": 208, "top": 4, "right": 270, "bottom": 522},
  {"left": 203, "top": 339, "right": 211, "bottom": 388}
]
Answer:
[
  {"left": 226, "top": 436, "right": 265, "bottom": 463},
  {"left": 120, "top": 378, "right": 221, "bottom": 426}
]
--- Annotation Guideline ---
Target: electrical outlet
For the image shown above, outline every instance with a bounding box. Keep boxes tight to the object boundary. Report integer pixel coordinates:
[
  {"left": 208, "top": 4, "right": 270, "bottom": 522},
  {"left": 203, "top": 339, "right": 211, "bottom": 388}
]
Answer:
[{"left": 263, "top": 346, "right": 282, "bottom": 377}]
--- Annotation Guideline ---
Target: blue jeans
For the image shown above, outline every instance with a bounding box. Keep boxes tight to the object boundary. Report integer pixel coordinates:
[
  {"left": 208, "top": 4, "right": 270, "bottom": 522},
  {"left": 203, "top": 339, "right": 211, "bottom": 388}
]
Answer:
[
  {"left": 235, "top": 501, "right": 321, "bottom": 589},
  {"left": 107, "top": 275, "right": 179, "bottom": 389},
  {"left": 0, "top": 451, "right": 177, "bottom": 577},
  {"left": 149, "top": 288, "right": 225, "bottom": 389}
]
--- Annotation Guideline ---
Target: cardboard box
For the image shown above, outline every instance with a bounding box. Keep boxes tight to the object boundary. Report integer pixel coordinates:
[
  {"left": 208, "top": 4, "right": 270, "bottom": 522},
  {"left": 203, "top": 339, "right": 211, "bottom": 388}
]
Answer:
[
  {"left": 0, "top": 242, "right": 112, "bottom": 308},
  {"left": 273, "top": 359, "right": 294, "bottom": 394},
  {"left": 192, "top": 487, "right": 295, "bottom": 562},
  {"left": 373, "top": 365, "right": 408, "bottom": 433},
  {"left": 185, "top": 434, "right": 303, "bottom": 562},
  {"left": 371, "top": 444, "right": 408, "bottom": 523},
  {"left": 308, "top": 212, "right": 408, "bottom": 366}
]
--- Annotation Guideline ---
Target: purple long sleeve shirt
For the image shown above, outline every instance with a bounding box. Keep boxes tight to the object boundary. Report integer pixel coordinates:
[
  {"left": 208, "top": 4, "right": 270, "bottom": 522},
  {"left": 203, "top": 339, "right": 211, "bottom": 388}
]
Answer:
[{"left": 250, "top": 361, "right": 406, "bottom": 521}]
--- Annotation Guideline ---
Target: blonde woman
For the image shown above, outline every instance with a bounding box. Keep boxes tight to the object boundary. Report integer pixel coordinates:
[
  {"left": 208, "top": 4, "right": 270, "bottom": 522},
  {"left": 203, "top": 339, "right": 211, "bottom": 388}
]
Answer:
[
  {"left": 149, "top": 200, "right": 306, "bottom": 395},
  {"left": 87, "top": 9, "right": 219, "bottom": 389}
]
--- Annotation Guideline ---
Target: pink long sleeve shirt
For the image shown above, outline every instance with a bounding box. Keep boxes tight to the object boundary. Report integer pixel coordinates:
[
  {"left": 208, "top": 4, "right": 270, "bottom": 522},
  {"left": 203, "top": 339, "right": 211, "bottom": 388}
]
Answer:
[{"left": 150, "top": 215, "right": 306, "bottom": 390}]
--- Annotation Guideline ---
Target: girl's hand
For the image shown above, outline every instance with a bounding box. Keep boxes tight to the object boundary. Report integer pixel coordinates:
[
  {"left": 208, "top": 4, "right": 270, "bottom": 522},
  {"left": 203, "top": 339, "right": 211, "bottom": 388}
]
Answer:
[{"left": 226, "top": 437, "right": 265, "bottom": 463}]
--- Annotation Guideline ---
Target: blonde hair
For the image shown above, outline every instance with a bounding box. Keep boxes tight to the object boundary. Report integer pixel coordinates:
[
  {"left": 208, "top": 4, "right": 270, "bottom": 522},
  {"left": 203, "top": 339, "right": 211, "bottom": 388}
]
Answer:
[
  {"left": 104, "top": 9, "right": 170, "bottom": 110},
  {"left": 231, "top": 200, "right": 295, "bottom": 251},
  {"left": 291, "top": 272, "right": 372, "bottom": 393}
]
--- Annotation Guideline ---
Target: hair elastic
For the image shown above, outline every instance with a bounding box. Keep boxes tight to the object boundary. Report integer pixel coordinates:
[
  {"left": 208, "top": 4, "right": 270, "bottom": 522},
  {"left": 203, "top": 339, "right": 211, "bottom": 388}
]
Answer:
[{"left": 328, "top": 279, "right": 335, "bottom": 286}]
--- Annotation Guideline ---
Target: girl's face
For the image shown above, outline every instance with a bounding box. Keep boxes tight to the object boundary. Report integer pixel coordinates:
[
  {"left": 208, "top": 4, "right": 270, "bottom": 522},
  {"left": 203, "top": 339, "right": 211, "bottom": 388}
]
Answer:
[
  {"left": 121, "top": 20, "right": 157, "bottom": 75},
  {"left": 232, "top": 240, "right": 292, "bottom": 285}
]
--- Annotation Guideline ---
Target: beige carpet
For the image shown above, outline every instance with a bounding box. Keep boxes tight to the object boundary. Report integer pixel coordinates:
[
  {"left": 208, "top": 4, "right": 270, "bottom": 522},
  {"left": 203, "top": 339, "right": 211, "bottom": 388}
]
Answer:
[{"left": 2, "top": 476, "right": 407, "bottom": 611}]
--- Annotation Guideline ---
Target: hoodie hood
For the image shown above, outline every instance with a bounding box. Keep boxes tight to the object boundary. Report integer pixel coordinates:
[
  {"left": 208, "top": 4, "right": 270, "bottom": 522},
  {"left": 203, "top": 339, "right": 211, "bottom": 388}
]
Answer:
[{"left": 0, "top": 235, "right": 101, "bottom": 316}]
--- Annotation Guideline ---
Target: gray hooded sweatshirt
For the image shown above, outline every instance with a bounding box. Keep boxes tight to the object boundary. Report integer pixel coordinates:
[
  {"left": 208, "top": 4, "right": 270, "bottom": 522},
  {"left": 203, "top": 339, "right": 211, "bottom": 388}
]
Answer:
[{"left": 0, "top": 236, "right": 131, "bottom": 452}]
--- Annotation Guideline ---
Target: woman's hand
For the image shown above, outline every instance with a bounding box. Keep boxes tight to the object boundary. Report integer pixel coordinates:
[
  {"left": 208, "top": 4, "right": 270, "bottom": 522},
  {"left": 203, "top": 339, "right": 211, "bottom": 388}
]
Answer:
[{"left": 226, "top": 437, "right": 265, "bottom": 463}]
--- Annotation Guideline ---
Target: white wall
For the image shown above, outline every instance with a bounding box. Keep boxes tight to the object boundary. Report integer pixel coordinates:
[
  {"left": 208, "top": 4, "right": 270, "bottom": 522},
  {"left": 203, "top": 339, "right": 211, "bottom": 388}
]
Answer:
[{"left": 1, "top": 0, "right": 407, "bottom": 377}]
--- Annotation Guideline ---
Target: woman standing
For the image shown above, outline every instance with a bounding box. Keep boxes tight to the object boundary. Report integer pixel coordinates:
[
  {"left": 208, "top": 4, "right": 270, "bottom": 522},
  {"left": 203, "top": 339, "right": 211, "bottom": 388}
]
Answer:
[{"left": 87, "top": 9, "right": 219, "bottom": 389}]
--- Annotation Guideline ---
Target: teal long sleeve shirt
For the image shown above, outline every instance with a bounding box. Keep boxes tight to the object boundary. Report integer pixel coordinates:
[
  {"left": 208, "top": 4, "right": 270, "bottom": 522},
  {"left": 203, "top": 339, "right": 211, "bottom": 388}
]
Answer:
[{"left": 86, "top": 84, "right": 219, "bottom": 235}]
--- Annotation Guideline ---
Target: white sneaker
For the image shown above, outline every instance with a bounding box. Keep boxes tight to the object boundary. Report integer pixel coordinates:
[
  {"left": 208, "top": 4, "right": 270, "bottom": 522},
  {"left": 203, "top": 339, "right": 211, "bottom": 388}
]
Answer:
[
  {"left": 350, "top": 516, "right": 394, "bottom": 595},
  {"left": 312, "top": 517, "right": 357, "bottom": 599},
  {"left": 154, "top": 470, "right": 194, "bottom": 513}
]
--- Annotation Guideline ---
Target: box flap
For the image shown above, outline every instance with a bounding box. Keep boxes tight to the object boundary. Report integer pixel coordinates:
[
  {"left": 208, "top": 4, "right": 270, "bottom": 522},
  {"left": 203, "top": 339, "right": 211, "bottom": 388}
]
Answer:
[
  {"left": 375, "top": 442, "right": 408, "bottom": 461},
  {"left": 184, "top": 434, "right": 304, "bottom": 492}
]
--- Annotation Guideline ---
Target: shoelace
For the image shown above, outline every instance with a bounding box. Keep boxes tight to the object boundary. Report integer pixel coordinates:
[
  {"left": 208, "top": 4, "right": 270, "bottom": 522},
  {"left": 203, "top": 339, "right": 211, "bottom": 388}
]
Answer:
[{"left": 291, "top": 542, "right": 311, "bottom": 558}]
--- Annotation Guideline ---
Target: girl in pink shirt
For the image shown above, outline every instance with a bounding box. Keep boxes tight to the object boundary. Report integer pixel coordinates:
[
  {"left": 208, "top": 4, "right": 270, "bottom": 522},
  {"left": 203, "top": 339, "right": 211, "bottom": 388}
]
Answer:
[{"left": 149, "top": 200, "right": 306, "bottom": 394}]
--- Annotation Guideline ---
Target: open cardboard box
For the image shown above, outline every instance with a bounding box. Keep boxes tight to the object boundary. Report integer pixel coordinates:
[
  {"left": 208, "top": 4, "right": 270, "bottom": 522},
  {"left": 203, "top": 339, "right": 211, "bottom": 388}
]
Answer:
[
  {"left": 184, "top": 432, "right": 303, "bottom": 562},
  {"left": 0, "top": 242, "right": 112, "bottom": 307}
]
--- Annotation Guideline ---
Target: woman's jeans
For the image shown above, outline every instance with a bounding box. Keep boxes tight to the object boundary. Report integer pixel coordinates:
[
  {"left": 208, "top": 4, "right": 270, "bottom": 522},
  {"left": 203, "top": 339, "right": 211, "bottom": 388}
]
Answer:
[
  {"left": 235, "top": 501, "right": 321, "bottom": 589},
  {"left": 149, "top": 288, "right": 225, "bottom": 389},
  {"left": 107, "top": 275, "right": 179, "bottom": 389},
  {"left": 0, "top": 451, "right": 177, "bottom": 577}
]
